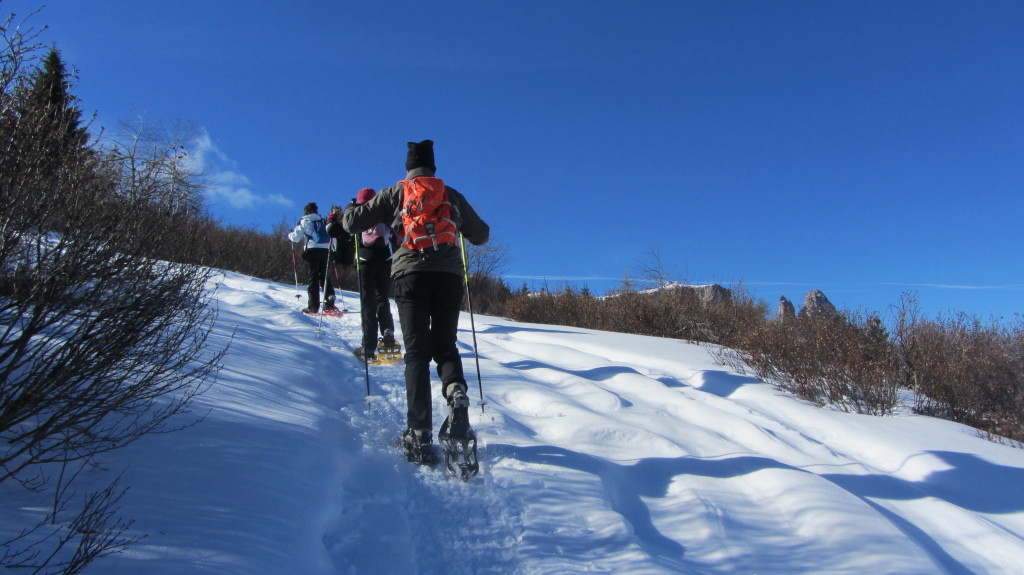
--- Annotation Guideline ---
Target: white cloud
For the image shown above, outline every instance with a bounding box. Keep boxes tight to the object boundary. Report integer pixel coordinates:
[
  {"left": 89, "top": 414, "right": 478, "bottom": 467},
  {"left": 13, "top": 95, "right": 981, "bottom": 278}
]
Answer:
[{"left": 188, "top": 129, "right": 293, "bottom": 210}]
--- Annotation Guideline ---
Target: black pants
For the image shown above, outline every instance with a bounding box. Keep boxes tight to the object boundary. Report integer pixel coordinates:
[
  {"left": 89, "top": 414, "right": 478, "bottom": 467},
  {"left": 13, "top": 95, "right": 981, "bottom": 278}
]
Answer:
[
  {"left": 393, "top": 272, "right": 466, "bottom": 431},
  {"left": 358, "top": 259, "right": 395, "bottom": 352},
  {"left": 304, "top": 248, "right": 335, "bottom": 310}
]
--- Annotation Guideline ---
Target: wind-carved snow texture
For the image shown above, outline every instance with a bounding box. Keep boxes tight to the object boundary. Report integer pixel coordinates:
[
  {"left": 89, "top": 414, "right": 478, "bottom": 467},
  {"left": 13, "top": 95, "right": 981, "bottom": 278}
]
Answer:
[{"left": 11, "top": 271, "right": 1019, "bottom": 575}]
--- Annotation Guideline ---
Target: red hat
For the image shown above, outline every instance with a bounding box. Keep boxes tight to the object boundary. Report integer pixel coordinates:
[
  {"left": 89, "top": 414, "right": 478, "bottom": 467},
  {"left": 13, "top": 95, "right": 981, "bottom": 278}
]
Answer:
[{"left": 357, "top": 188, "right": 376, "bottom": 204}]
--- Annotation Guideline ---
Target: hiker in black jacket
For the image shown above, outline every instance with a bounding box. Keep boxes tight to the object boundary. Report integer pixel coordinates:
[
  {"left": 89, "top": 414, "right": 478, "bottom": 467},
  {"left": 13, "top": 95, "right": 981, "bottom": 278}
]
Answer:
[
  {"left": 352, "top": 188, "right": 397, "bottom": 362},
  {"left": 342, "top": 140, "right": 489, "bottom": 465}
]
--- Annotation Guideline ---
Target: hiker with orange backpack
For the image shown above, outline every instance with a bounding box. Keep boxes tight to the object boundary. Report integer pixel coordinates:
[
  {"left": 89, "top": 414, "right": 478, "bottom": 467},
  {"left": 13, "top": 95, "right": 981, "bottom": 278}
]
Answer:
[{"left": 342, "top": 140, "right": 489, "bottom": 468}]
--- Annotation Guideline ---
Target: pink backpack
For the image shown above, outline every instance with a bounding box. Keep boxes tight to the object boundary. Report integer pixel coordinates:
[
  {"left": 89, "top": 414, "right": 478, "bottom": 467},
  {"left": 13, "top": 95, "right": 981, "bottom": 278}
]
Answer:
[{"left": 362, "top": 223, "right": 389, "bottom": 247}]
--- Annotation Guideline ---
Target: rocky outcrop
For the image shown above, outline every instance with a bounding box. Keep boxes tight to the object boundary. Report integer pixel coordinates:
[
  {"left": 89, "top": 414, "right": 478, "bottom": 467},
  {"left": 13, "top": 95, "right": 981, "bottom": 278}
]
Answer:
[
  {"left": 778, "top": 296, "right": 796, "bottom": 322},
  {"left": 654, "top": 282, "right": 732, "bottom": 305},
  {"left": 694, "top": 283, "right": 731, "bottom": 305},
  {"left": 798, "top": 289, "right": 839, "bottom": 320}
]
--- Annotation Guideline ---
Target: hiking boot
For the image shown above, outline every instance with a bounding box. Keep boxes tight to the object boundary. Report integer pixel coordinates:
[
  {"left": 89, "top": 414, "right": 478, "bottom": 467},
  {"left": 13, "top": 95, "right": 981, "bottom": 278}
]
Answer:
[
  {"left": 381, "top": 329, "right": 397, "bottom": 348},
  {"left": 445, "top": 382, "right": 469, "bottom": 406},
  {"left": 301, "top": 307, "right": 319, "bottom": 314},
  {"left": 402, "top": 428, "right": 438, "bottom": 466},
  {"left": 444, "top": 383, "right": 471, "bottom": 440},
  {"left": 354, "top": 347, "right": 377, "bottom": 363}
]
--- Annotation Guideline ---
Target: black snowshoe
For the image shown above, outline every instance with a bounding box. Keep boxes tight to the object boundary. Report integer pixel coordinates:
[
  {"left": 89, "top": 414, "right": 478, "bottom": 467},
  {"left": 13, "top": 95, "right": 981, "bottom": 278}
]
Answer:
[
  {"left": 401, "top": 428, "right": 438, "bottom": 467},
  {"left": 437, "top": 388, "right": 479, "bottom": 481}
]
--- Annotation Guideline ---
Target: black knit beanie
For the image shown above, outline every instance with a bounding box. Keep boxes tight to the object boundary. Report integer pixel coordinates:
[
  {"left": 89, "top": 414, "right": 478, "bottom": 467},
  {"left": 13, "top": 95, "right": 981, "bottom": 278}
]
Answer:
[{"left": 405, "top": 140, "right": 436, "bottom": 173}]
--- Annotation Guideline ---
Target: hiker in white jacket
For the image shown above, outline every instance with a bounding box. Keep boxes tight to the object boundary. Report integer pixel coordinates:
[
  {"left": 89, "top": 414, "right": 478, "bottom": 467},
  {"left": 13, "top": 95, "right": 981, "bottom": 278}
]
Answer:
[{"left": 288, "top": 202, "right": 336, "bottom": 314}]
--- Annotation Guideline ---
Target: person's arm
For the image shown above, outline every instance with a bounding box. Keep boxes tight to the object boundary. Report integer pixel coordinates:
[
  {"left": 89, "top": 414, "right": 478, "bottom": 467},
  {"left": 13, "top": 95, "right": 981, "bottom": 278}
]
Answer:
[
  {"left": 287, "top": 220, "right": 304, "bottom": 244},
  {"left": 449, "top": 188, "right": 489, "bottom": 246},
  {"left": 342, "top": 185, "right": 399, "bottom": 234}
]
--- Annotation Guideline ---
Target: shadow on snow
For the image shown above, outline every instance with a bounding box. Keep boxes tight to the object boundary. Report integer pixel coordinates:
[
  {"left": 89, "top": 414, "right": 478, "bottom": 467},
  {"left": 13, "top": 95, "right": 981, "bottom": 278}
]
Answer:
[{"left": 491, "top": 444, "right": 1023, "bottom": 574}]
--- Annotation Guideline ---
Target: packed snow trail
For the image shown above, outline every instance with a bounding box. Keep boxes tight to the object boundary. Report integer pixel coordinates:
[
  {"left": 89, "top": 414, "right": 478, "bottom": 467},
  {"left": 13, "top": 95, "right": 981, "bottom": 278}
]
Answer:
[
  {"left": 49, "top": 271, "right": 1024, "bottom": 575},
  {"left": 280, "top": 281, "right": 523, "bottom": 574}
]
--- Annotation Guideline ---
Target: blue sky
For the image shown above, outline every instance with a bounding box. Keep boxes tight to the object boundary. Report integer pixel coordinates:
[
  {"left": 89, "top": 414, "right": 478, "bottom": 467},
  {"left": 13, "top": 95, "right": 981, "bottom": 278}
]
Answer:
[{"left": 9, "top": 0, "right": 1023, "bottom": 319}]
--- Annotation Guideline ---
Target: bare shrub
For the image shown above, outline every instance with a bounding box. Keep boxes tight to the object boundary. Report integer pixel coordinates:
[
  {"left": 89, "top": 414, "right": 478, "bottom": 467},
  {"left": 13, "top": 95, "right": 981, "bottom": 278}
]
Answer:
[
  {"left": 894, "top": 295, "right": 1023, "bottom": 440},
  {"left": 464, "top": 239, "right": 510, "bottom": 281},
  {"left": 2, "top": 22, "right": 224, "bottom": 572},
  {"left": 697, "top": 283, "right": 769, "bottom": 348},
  {"left": 193, "top": 218, "right": 296, "bottom": 283},
  {"left": 635, "top": 249, "right": 675, "bottom": 288},
  {"left": 467, "top": 273, "right": 513, "bottom": 317},
  {"left": 100, "top": 115, "right": 206, "bottom": 217},
  {"left": 506, "top": 283, "right": 768, "bottom": 345},
  {"left": 729, "top": 309, "right": 899, "bottom": 415},
  {"left": 504, "top": 287, "right": 547, "bottom": 325},
  {"left": 460, "top": 240, "right": 512, "bottom": 316},
  {"left": 505, "top": 286, "right": 597, "bottom": 328},
  {"left": 600, "top": 288, "right": 702, "bottom": 340}
]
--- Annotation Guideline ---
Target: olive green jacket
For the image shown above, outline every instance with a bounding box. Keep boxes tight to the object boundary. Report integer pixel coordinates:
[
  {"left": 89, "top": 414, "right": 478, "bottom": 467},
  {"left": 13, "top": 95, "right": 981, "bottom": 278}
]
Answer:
[{"left": 341, "top": 168, "right": 490, "bottom": 279}]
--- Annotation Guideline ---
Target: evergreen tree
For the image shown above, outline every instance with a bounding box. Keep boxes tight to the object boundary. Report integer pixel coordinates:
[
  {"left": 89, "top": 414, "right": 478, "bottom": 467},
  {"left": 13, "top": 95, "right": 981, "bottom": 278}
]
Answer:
[
  {"left": 26, "top": 46, "right": 88, "bottom": 150},
  {"left": 1, "top": 46, "right": 92, "bottom": 234}
]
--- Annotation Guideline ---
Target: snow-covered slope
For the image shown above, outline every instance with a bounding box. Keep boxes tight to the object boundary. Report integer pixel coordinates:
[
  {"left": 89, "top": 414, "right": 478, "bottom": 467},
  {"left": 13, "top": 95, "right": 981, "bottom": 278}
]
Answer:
[{"left": 11, "top": 271, "right": 1024, "bottom": 574}]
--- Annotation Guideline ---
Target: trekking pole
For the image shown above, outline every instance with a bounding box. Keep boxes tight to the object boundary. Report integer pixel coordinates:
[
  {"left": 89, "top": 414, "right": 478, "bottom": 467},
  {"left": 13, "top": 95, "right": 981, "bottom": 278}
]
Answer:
[
  {"left": 354, "top": 229, "right": 370, "bottom": 398},
  {"left": 460, "top": 234, "right": 485, "bottom": 412},
  {"left": 290, "top": 248, "right": 301, "bottom": 301}
]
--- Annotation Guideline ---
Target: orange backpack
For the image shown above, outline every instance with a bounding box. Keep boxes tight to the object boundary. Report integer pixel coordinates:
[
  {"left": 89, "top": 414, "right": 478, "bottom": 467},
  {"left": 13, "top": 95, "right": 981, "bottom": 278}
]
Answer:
[{"left": 399, "top": 177, "right": 458, "bottom": 255}]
